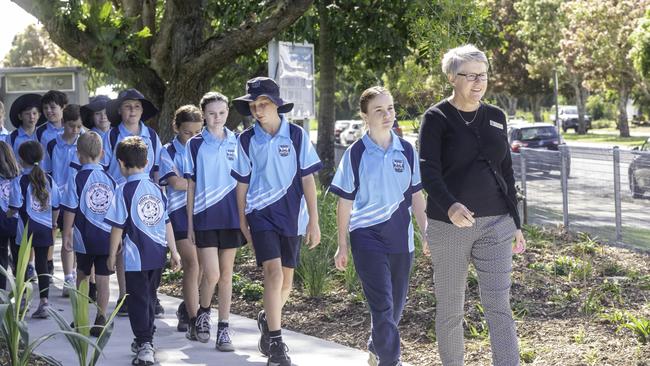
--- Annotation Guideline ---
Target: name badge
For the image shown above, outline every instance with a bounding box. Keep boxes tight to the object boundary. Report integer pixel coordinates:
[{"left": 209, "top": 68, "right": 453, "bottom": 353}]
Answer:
[{"left": 490, "top": 120, "right": 504, "bottom": 130}]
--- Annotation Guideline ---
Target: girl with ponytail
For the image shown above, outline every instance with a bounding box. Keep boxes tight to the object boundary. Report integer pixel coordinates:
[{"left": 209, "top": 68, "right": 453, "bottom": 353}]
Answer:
[{"left": 7, "top": 140, "right": 60, "bottom": 318}]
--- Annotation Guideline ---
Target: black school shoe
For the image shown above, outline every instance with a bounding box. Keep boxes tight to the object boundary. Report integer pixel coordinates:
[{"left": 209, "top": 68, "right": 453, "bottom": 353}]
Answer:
[
  {"left": 257, "top": 310, "right": 270, "bottom": 356},
  {"left": 267, "top": 340, "right": 291, "bottom": 366},
  {"left": 117, "top": 296, "right": 129, "bottom": 317},
  {"left": 176, "top": 301, "right": 189, "bottom": 332},
  {"left": 154, "top": 298, "right": 164, "bottom": 318},
  {"left": 90, "top": 314, "right": 107, "bottom": 337}
]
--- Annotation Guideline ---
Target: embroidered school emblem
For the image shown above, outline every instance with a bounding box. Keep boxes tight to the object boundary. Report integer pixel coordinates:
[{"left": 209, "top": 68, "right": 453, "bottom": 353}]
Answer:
[
  {"left": 0, "top": 180, "right": 10, "bottom": 202},
  {"left": 30, "top": 194, "right": 48, "bottom": 213},
  {"left": 86, "top": 182, "right": 113, "bottom": 214},
  {"left": 137, "top": 194, "right": 163, "bottom": 226},
  {"left": 393, "top": 159, "right": 405, "bottom": 173},
  {"left": 227, "top": 148, "right": 235, "bottom": 160},
  {"left": 278, "top": 144, "right": 290, "bottom": 157}
]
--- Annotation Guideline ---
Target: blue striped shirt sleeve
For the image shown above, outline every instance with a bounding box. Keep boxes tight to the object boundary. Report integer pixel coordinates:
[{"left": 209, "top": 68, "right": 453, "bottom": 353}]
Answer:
[
  {"left": 329, "top": 148, "right": 356, "bottom": 200},
  {"left": 299, "top": 128, "right": 322, "bottom": 176},
  {"left": 104, "top": 187, "right": 127, "bottom": 228}
]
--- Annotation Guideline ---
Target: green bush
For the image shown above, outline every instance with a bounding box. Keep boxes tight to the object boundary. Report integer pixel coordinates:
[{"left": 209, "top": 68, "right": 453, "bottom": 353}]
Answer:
[
  {"left": 620, "top": 315, "right": 650, "bottom": 344},
  {"left": 241, "top": 282, "right": 264, "bottom": 302},
  {"left": 586, "top": 94, "right": 616, "bottom": 121}
]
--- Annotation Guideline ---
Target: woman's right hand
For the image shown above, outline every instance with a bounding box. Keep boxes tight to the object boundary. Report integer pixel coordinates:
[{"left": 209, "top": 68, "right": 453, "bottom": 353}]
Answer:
[{"left": 448, "top": 202, "right": 475, "bottom": 228}]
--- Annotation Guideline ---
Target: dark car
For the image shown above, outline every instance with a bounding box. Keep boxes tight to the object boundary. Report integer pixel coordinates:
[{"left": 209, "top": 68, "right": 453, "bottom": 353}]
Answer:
[
  {"left": 508, "top": 123, "right": 571, "bottom": 176},
  {"left": 629, "top": 138, "right": 650, "bottom": 198}
]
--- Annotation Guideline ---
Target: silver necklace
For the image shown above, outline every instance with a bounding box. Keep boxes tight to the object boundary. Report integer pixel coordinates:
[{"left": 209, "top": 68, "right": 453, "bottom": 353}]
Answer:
[{"left": 452, "top": 102, "right": 480, "bottom": 125}]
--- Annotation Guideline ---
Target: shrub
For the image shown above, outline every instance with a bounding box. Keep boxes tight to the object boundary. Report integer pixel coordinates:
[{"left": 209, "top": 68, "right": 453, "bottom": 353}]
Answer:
[
  {"left": 241, "top": 282, "right": 264, "bottom": 302},
  {"left": 620, "top": 315, "right": 650, "bottom": 344}
]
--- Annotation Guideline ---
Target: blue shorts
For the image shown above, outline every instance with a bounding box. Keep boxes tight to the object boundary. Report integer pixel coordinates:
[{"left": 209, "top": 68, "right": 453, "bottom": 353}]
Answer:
[
  {"left": 251, "top": 231, "right": 301, "bottom": 268},
  {"left": 76, "top": 252, "right": 113, "bottom": 276}
]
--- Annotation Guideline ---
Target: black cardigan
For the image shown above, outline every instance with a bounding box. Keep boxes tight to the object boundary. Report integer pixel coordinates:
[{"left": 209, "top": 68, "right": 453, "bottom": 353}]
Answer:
[{"left": 418, "top": 100, "right": 521, "bottom": 229}]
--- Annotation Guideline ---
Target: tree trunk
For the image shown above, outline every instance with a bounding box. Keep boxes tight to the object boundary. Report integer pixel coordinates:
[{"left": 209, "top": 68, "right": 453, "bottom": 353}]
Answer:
[
  {"left": 618, "top": 83, "right": 630, "bottom": 138},
  {"left": 530, "top": 94, "right": 543, "bottom": 122},
  {"left": 316, "top": 0, "right": 336, "bottom": 187},
  {"left": 573, "top": 79, "right": 588, "bottom": 135},
  {"left": 496, "top": 93, "right": 517, "bottom": 117}
]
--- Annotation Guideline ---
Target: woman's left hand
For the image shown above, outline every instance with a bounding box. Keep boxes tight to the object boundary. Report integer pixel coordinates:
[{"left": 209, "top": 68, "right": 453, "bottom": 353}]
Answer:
[{"left": 513, "top": 229, "right": 526, "bottom": 254}]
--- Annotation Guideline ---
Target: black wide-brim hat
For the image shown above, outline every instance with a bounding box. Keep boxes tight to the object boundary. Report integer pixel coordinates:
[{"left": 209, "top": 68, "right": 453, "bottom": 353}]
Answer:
[
  {"left": 232, "top": 77, "right": 294, "bottom": 117},
  {"left": 106, "top": 88, "right": 159, "bottom": 126},
  {"left": 9, "top": 93, "right": 46, "bottom": 128},
  {"left": 81, "top": 95, "right": 111, "bottom": 129}
]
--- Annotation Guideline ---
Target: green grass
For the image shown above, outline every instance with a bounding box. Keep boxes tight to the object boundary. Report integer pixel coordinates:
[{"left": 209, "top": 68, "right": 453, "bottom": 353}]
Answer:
[{"left": 561, "top": 132, "right": 648, "bottom": 147}]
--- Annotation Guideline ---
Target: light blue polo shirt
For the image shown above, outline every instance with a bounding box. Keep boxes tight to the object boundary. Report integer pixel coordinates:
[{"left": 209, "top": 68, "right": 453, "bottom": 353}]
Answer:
[
  {"left": 44, "top": 134, "right": 81, "bottom": 192},
  {"left": 91, "top": 127, "right": 108, "bottom": 140},
  {"left": 9, "top": 168, "right": 60, "bottom": 247},
  {"left": 231, "top": 117, "right": 322, "bottom": 236},
  {"left": 36, "top": 121, "right": 64, "bottom": 149},
  {"left": 101, "top": 122, "right": 163, "bottom": 185},
  {"left": 5, "top": 127, "right": 41, "bottom": 166},
  {"left": 183, "top": 128, "right": 239, "bottom": 231},
  {"left": 60, "top": 163, "right": 116, "bottom": 255},
  {"left": 159, "top": 136, "right": 190, "bottom": 232},
  {"left": 329, "top": 132, "right": 422, "bottom": 253},
  {"left": 104, "top": 172, "right": 170, "bottom": 271},
  {"left": 0, "top": 126, "right": 8, "bottom": 136},
  {"left": 0, "top": 176, "right": 17, "bottom": 236}
]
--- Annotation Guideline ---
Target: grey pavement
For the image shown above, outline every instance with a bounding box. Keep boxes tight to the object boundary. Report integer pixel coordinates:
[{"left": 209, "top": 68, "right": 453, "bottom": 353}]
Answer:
[{"left": 23, "top": 248, "right": 372, "bottom": 366}]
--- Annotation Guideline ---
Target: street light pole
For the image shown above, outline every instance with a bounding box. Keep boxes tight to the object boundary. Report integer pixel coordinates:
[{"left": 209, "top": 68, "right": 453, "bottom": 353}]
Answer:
[{"left": 554, "top": 68, "right": 560, "bottom": 133}]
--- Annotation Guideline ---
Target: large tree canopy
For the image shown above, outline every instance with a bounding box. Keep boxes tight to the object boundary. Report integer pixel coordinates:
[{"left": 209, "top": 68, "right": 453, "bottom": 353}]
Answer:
[{"left": 12, "top": 0, "right": 313, "bottom": 140}]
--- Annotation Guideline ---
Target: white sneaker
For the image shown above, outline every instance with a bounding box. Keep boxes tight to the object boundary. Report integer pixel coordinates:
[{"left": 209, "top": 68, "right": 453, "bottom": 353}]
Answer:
[{"left": 132, "top": 342, "right": 155, "bottom": 365}]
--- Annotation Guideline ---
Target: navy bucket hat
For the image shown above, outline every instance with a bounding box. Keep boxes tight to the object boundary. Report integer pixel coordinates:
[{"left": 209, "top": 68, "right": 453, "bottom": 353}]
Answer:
[
  {"left": 232, "top": 77, "right": 293, "bottom": 117},
  {"left": 106, "top": 88, "right": 159, "bottom": 126},
  {"left": 9, "top": 93, "right": 46, "bottom": 128},
  {"left": 81, "top": 95, "right": 110, "bottom": 129}
]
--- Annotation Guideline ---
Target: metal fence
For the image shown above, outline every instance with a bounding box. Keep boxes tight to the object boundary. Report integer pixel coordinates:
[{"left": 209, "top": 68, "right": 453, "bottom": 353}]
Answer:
[{"left": 513, "top": 146, "right": 650, "bottom": 251}]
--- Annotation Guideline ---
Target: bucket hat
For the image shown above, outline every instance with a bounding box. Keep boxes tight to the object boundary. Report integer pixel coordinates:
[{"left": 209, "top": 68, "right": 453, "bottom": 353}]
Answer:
[
  {"left": 232, "top": 77, "right": 293, "bottom": 117},
  {"left": 81, "top": 95, "right": 111, "bottom": 129},
  {"left": 9, "top": 93, "right": 46, "bottom": 128},
  {"left": 106, "top": 89, "right": 158, "bottom": 126}
]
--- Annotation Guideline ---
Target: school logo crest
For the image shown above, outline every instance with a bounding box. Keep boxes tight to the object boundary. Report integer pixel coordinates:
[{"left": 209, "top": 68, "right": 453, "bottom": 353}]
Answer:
[
  {"left": 86, "top": 183, "right": 113, "bottom": 214},
  {"left": 226, "top": 148, "right": 235, "bottom": 160},
  {"left": 30, "top": 194, "right": 48, "bottom": 213},
  {"left": 0, "top": 180, "right": 10, "bottom": 202},
  {"left": 393, "top": 159, "right": 404, "bottom": 173},
  {"left": 137, "top": 194, "right": 164, "bottom": 226},
  {"left": 278, "top": 144, "right": 290, "bottom": 157}
]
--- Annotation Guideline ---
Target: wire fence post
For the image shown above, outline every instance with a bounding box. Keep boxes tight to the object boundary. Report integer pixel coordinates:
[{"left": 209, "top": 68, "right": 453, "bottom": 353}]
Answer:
[
  {"left": 613, "top": 146, "right": 623, "bottom": 243},
  {"left": 520, "top": 149, "right": 528, "bottom": 225},
  {"left": 560, "top": 145, "right": 569, "bottom": 229}
]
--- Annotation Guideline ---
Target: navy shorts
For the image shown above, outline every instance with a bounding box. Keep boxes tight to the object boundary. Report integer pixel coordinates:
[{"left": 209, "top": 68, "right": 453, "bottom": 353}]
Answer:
[
  {"left": 174, "top": 231, "right": 188, "bottom": 241},
  {"left": 251, "top": 231, "right": 302, "bottom": 268},
  {"left": 195, "top": 229, "right": 246, "bottom": 249},
  {"left": 76, "top": 252, "right": 113, "bottom": 276}
]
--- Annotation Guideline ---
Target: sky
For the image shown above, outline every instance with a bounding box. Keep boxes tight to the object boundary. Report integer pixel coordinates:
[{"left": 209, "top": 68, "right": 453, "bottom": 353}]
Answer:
[{"left": 0, "top": 0, "right": 37, "bottom": 60}]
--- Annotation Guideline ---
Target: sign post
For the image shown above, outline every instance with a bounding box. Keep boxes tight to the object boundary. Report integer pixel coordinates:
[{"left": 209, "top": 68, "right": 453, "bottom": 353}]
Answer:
[{"left": 268, "top": 40, "right": 315, "bottom": 131}]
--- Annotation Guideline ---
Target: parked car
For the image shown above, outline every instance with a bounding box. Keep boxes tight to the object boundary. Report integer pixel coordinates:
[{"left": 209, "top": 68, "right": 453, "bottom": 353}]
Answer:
[
  {"left": 508, "top": 123, "right": 571, "bottom": 176},
  {"left": 551, "top": 105, "right": 592, "bottom": 133},
  {"left": 340, "top": 120, "right": 364, "bottom": 145},
  {"left": 335, "top": 120, "right": 354, "bottom": 141},
  {"left": 629, "top": 138, "right": 650, "bottom": 198}
]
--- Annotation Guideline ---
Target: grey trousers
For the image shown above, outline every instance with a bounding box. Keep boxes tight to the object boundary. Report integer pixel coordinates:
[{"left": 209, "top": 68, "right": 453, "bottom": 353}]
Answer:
[{"left": 427, "top": 215, "right": 519, "bottom": 366}]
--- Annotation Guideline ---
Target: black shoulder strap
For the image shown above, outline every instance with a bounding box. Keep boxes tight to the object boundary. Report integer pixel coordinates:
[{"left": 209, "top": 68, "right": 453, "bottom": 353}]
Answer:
[{"left": 109, "top": 128, "right": 120, "bottom": 152}]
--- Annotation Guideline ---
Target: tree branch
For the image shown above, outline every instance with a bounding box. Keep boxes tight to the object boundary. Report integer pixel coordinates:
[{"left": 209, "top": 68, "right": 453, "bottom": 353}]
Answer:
[{"left": 189, "top": 0, "right": 313, "bottom": 76}]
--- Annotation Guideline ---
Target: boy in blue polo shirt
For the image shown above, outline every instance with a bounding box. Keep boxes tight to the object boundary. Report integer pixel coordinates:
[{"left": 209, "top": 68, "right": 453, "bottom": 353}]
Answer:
[
  {"left": 81, "top": 95, "right": 111, "bottom": 139},
  {"left": 102, "top": 89, "right": 164, "bottom": 317},
  {"left": 44, "top": 104, "right": 83, "bottom": 296},
  {"left": 231, "top": 77, "right": 322, "bottom": 366},
  {"left": 105, "top": 136, "right": 181, "bottom": 366},
  {"left": 61, "top": 131, "right": 116, "bottom": 337},
  {"left": 331, "top": 87, "right": 428, "bottom": 366},
  {"left": 37, "top": 90, "right": 68, "bottom": 148}
]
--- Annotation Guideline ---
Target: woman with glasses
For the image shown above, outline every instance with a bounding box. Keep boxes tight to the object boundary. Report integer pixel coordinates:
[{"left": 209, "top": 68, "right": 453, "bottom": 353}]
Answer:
[{"left": 419, "top": 44, "right": 526, "bottom": 366}]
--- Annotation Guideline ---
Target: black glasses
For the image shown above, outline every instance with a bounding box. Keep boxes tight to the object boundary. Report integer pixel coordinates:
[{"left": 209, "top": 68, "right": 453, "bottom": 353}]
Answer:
[{"left": 456, "top": 73, "right": 488, "bottom": 82}]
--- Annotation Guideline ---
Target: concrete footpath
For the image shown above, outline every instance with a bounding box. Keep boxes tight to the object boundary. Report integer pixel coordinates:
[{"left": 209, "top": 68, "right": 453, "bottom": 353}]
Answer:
[{"left": 24, "top": 255, "right": 371, "bottom": 365}]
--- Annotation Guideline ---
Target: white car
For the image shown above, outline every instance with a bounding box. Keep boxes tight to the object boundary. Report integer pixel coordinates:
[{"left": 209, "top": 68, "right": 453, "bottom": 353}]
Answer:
[{"left": 340, "top": 120, "right": 364, "bottom": 145}]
